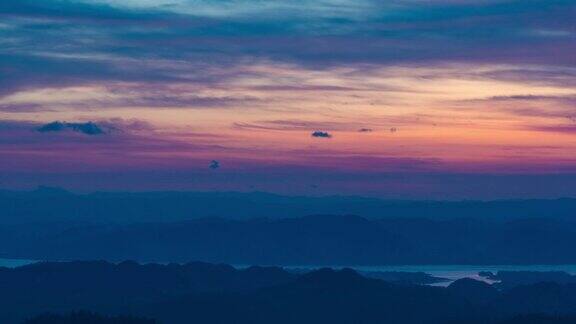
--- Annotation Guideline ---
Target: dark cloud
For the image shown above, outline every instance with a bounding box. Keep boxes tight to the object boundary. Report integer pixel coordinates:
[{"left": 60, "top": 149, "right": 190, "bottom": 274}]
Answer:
[
  {"left": 33, "top": 119, "right": 154, "bottom": 136},
  {"left": 209, "top": 160, "right": 220, "bottom": 170},
  {"left": 358, "top": 128, "right": 373, "bottom": 133},
  {"left": 311, "top": 131, "right": 332, "bottom": 138},
  {"left": 37, "top": 121, "right": 106, "bottom": 135}
]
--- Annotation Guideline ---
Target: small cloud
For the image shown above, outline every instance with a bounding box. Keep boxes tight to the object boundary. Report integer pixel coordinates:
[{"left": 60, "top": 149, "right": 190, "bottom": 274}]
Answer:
[
  {"left": 358, "top": 128, "right": 373, "bottom": 133},
  {"left": 311, "top": 131, "right": 332, "bottom": 138},
  {"left": 37, "top": 121, "right": 105, "bottom": 135},
  {"left": 390, "top": 127, "right": 398, "bottom": 133},
  {"left": 209, "top": 160, "right": 220, "bottom": 169}
]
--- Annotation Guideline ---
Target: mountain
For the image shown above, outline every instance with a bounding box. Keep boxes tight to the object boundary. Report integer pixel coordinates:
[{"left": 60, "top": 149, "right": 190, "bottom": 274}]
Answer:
[
  {"left": 0, "top": 261, "right": 295, "bottom": 324},
  {"left": 482, "top": 271, "right": 576, "bottom": 290},
  {"left": 4, "top": 215, "right": 576, "bottom": 265},
  {"left": 7, "top": 261, "right": 576, "bottom": 324},
  {"left": 447, "top": 278, "right": 499, "bottom": 305},
  {"left": 1, "top": 188, "right": 575, "bottom": 224}
]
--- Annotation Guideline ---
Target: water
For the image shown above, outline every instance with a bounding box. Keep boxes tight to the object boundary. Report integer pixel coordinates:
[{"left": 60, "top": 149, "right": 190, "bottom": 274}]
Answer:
[{"left": 0, "top": 258, "right": 36, "bottom": 268}]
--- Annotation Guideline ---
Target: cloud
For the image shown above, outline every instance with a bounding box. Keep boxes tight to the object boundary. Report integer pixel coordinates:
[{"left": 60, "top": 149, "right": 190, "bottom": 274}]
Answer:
[
  {"left": 0, "top": 118, "right": 232, "bottom": 172},
  {"left": 0, "top": 103, "right": 45, "bottom": 112},
  {"left": 0, "top": 0, "right": 575, "bottom": 101},
  {"left": 1, "top": 0, "right": 575, "bottom": 197},
  {"left": 470, "top": 94, "right": 576, "bottom": 103},
  {"left": 32, "top": 118, "right": 153, "bottom": 136},
  {"left": 37, "top": 121, "right": 106, "bottom": 135},
  {"left": 459, "top": 94, "right": 576, "bottom": 119},
  {"left": 209, "top": 160, "right": 220, "bottom": 169},
  {"left": 358, "top": 128, "right": 373, "bottom": 132},
  {"left": 234, "top": 120, "right": 367, "bottom": 132},
  {"left": 311, "top": 131, "right": 332, "bottom": 138}
]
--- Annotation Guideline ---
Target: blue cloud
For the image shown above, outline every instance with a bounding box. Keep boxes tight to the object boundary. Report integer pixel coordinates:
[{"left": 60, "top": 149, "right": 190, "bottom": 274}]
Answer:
[
  {"left": 311, "top": 131, "right": 332, "bottom": 138},
  {"left": 37, "top": 121, "right": 106, "bottom": 135},
  {"left": 209, "top": 160, "right": 220, "bottom": 169}
]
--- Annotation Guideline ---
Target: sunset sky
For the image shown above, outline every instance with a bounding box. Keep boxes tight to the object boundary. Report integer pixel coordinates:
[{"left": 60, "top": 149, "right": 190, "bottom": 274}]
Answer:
[{"left": 1, "top": 0, "right": 575, "bottom": 199}]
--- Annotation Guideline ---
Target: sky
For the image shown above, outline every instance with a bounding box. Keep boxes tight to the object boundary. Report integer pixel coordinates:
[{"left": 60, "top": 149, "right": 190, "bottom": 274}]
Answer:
[{"left": 0, "top": 0, "right": 575, "bottom": 199}]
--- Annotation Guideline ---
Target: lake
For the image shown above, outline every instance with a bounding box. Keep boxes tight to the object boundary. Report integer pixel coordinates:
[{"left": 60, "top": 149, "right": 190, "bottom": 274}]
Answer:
[{"left": 0, "top": 258, "right": 37, "bottom": 268}]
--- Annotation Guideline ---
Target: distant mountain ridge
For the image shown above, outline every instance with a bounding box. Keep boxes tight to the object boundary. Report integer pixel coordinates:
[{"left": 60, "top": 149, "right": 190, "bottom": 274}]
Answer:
[
  {"left": 1, "top": 187, "right": 575, "bottom": 224},
  {"left": 4, "top": 214, "right": 576, "bottom": 265}
]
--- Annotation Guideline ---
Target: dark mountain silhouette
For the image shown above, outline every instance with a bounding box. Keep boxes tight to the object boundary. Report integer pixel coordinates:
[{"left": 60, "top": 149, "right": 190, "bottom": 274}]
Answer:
[
  {"left": 5, "top": 214, "right": 576, "bottom": 265},
  {"left": 481, "top": 271, "right": 576, "bottom": 290},
  {"left": 0, "top": 261, "right": 294, "bottom": 323},
  {"left": 494, "top": 282, "right": 576, "bottom": 317},
  {"left": 4, "top": 261, "right": 576, "bottom": 324},
  {"left": 359, "top": 271, "right": 449, "bottom": 285},
  {"left": 447, "top": 278, "right": 499, "bottom": 304}
]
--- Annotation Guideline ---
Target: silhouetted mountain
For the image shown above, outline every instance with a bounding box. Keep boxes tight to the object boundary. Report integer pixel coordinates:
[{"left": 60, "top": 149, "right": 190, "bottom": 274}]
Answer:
[
  {"left": 447, "top": 278, "right": 499, "bottom": 304},
  {"left": 0, "top": 260, "right": 294, "bottom": 296},
  {"left": 4, "top": 261, "right": 576, "bottom": 324},
  {"left": 494, "top": 282, "right": 576, "bottom": 317},
  {"left": 25, "top": 311, "right": 158, "bottom": 324},
  {"left": 359, "top": 271, "right": 449, "bottom": 285},
  {"left": 133, "top": 267, "right": 478, "bottom": 324},
  {"left": 0, "top": 261, "right": 294, "bottom": 323},
  {"left": 481, "top": 271, "right": 576, "bottom": 290},
  {"left": 1, "top": 188, "right": 575, "bottom": 224},
  {"left": 5, "top": 215, "right": 576, "bottom": 265}
]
